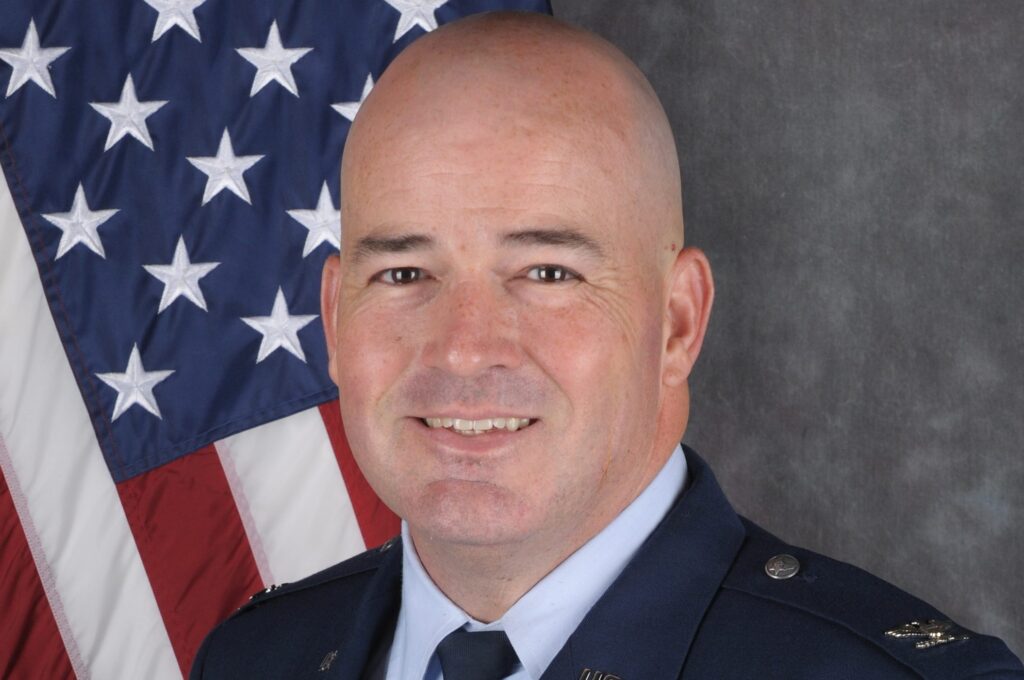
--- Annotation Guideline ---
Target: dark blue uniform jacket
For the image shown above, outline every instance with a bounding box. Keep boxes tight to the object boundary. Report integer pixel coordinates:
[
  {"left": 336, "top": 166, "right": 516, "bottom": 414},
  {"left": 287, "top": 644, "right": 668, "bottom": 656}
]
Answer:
[{"left": 191, "top": 448, "right": 1024, "bottom": 679}]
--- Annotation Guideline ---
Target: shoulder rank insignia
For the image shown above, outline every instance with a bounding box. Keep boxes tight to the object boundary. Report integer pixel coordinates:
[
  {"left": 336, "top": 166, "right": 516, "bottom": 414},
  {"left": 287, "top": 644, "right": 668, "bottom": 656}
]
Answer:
[{"left": 885, "top": 620, "right": 970, "bottom": 649}]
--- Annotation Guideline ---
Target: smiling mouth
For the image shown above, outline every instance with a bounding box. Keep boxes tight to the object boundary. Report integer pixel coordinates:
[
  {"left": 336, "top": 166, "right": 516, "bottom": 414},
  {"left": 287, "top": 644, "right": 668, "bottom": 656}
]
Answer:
[{"left": 420, "top": 417, "right": 537, "bottom": 436}]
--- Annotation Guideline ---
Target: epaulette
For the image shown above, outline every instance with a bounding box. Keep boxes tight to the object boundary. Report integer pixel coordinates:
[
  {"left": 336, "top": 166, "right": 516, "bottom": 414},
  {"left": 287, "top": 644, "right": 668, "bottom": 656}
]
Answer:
[
  {"left": 723, "top": 519, "right": 1021, "bottom": 678},
  {"left": 232, "top": 535, "right": 400, "bottom": 618}
]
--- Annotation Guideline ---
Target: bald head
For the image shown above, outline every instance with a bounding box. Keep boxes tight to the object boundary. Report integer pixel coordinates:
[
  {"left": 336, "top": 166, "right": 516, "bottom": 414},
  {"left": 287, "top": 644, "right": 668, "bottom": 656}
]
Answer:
[{"left": 342, "top": 11, "right": 684, "bottom": 255}]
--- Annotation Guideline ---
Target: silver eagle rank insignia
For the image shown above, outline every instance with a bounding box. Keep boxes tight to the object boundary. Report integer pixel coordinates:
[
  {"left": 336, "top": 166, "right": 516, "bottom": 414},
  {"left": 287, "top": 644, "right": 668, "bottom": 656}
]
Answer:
[{"left": 885, "top": 619, "right": 970, "bottom": 649}]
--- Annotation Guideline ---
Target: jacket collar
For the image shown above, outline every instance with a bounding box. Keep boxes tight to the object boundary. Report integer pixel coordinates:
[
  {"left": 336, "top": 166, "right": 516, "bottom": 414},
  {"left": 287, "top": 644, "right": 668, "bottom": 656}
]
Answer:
[
  {"left": 540, "top": 447, "right": 745, "bottom": 680},
  {"left": 326, "top": 538, "right": 403, "bottom": 680}
]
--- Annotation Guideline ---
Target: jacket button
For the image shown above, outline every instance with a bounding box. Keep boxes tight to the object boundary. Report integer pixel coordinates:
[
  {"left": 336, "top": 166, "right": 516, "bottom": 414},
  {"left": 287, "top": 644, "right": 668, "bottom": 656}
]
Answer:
[{"left": 765, "top": 553, "right": 800, "bottom": 580}]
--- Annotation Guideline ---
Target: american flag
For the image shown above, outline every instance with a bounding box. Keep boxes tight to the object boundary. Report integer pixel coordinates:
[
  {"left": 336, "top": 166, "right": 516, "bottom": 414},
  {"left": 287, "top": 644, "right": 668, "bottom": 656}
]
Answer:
[{"left": 0, "top": 0, "right": 549, "bottom": 677}]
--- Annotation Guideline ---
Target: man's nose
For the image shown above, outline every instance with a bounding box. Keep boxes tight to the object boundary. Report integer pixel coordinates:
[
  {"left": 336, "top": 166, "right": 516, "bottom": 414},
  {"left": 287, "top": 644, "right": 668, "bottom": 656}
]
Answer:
[{"left": 422, "top": 278, "right": 522, "bottom": 376}]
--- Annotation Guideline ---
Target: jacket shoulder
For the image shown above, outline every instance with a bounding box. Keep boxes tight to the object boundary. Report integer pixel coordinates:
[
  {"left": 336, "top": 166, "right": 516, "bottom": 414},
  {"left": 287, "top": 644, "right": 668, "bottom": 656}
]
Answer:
[
  {"left": 232, "top": 535, "right": 398, "bottom": 617},
  {"left": 712, "top": 518, "right": 1024, "bottom": 679},
  {"left": 189, "top": 537, "right": 400, "bottom": 679}
]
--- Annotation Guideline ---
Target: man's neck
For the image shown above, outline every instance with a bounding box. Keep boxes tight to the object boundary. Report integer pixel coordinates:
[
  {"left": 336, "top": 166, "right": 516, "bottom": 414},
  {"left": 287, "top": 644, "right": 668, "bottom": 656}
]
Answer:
[
  {"left": 411, "top": 531, "right": 580, "bottom": 623},
  {"left": 408, "top": 463, "right": 669, "bottom": 622}
]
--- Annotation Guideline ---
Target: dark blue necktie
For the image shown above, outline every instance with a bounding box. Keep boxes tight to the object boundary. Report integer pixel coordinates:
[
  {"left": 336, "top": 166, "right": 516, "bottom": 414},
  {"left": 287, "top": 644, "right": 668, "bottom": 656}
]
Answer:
[{"left": 435, "top": 629, "right": 520, "bottom": 680}]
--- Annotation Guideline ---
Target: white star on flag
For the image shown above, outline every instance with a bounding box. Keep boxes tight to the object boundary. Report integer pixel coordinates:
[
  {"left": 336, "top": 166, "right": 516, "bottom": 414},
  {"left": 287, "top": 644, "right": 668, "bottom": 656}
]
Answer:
[
  {"left": 89, "top": 74, "right": 168, "bottom": 152},
  {"left": 383, "top": 0, "right": 449, "bottom": 42},
  {"left": 41, "top": 183, "right": 119, "bottom": 259},
  {"left": 236, "top": 20, "right": 313, "bottom": 97},
  {"left": 241, "top": 288, "right": 318, "bottom": 363},
  {"left": 332, "top": 74, "right": 374, "bottom": 122},
  {"left": 287, "top": 182, "right": 341, "bottom": 257},
  {"left": 186, "top": 129, "right": 265, "bottom": 205},
  {"left": 0, "top": 19, "right": 70, "bottom": 98},
  {"left": 143, "top": 236, "right": 220, "bottom": 313},
  {"left": 144, "top": 0, "right": 208, "bottom": 43},
  {"left": 96, "top": 344, "right": 175, "bottom": 421}
]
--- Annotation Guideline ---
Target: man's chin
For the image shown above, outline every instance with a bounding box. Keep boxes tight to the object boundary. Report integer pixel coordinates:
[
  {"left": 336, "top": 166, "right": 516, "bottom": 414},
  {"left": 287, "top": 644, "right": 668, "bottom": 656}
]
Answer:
[{"left": 408, "top": 481, "right": 534, "bottom": 547}]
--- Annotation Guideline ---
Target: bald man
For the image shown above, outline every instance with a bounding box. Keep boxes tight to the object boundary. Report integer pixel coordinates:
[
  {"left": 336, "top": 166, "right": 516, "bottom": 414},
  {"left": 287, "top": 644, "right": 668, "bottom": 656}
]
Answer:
[{"left": 191, "top": 12, "right": 1023, "bottom": 680}]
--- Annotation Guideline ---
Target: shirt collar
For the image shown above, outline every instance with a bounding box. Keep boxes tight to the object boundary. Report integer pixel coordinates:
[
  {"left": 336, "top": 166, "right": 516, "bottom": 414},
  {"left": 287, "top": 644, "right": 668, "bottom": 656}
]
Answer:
[{"left": 387, "top": 445, "right": 688, "bottom": 680}]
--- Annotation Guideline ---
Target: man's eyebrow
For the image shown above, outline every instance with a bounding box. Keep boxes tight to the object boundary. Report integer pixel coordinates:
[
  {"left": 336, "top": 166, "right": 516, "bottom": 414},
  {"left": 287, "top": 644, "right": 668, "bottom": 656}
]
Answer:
[
  {"left": 502, "top": 228, "right": 605, "bottom": 258},
  {"left": 350, "top": 234, "right": 435, "bottom": 262}
]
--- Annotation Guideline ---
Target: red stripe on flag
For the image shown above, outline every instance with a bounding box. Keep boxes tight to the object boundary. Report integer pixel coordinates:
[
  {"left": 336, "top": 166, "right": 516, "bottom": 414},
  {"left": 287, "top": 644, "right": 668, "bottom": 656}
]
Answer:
[
  {"left": 0, "top": 465, "right": 76, "bottom": 679},
  {"left": 319, "top": 401, "right": 400, "bottom": 549},
  {"left": 117, "top": 445, "right": 262, "bottom": 676}
]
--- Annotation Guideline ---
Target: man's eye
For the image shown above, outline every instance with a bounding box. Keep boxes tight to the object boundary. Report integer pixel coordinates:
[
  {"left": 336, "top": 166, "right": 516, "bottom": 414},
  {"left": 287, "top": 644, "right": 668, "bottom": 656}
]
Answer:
[
  {"left": 526, "top": 265, "right": 579, "bottom": 283},
  {"left": 374, "top": 267, "right": 424, "bottom": 285}
]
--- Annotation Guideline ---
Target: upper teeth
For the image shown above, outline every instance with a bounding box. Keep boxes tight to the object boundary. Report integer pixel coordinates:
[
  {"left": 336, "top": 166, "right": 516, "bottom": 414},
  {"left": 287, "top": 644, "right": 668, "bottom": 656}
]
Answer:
[{"left": 424, "top": 417, "right": 533, "bottom": 434}]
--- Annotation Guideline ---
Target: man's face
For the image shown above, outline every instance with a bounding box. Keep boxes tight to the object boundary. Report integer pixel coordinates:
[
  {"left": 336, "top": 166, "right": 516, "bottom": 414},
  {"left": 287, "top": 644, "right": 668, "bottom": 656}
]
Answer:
[{"left": 326, "top": 69, "right": 677, "bottom": 553}]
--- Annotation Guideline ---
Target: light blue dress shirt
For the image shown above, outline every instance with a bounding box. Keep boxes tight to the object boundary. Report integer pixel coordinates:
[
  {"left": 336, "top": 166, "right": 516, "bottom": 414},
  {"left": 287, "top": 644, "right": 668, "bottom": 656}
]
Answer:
[{"left": 384, "top": 445, "right": 688, "bottom": 680}]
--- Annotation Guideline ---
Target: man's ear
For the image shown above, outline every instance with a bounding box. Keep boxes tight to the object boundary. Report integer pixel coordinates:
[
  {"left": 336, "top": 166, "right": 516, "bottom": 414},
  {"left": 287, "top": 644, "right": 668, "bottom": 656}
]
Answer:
[
  {"left": 663, "top": 247, "right": 714, "bottom": 387},
  {"left": 321, "top": 254, "right": 342, "bottom": 385}
]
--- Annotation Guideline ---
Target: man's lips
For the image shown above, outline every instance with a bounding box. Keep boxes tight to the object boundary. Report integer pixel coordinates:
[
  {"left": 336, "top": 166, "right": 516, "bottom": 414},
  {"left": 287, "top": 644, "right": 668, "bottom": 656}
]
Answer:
[
  {"left": 410, "top": 417, "right": 540, "bottom": 454},
  {"left": 406, "top": 417, "right": 543, "bottom": 473},
  {"left": 419, "top": 416, "right": 536, "bottom": 435}
]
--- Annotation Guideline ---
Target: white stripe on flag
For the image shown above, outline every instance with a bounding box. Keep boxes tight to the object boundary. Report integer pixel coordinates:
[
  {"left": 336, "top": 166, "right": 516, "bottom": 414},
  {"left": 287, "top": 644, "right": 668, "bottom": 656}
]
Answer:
[
  {"left": 217, "top": 406, "right": 367, "bottom": 586},
  {"left": 0, "top": 178, "right": 182, "bottom": 680}
]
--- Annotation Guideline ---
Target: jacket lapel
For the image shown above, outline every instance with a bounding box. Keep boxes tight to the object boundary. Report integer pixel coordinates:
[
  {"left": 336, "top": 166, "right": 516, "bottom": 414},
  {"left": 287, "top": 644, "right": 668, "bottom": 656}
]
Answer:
[
  {"left": 323, "top": 541, "right": 403, "bottom": 680},
  {"left": 541, "top": 448, "right": 746, "bottom": 680}
]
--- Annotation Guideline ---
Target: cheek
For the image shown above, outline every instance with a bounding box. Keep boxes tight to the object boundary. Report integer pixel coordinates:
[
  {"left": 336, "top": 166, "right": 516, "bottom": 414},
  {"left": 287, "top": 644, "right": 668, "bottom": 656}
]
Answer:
[
  {"left": 526, "top": 285, "right": 659, "bottom": 377},
  {"left": 333, "top": 306, "right": 423, "bottom": 513},
  {"left": 334, "top": 305, "right": 416, "bottom": 428},
  {"left": 519, "top": 291, "right": 664, "bottom": 473},
  {"left": 520, "top": 293, "right": 657, "bottom": 423}
]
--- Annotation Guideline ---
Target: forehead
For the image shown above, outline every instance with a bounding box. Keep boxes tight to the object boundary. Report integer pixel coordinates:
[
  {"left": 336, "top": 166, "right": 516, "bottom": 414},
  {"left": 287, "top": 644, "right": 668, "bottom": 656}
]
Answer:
[{"left": 343, "top": 99, "right": 645, "bottom": 252}]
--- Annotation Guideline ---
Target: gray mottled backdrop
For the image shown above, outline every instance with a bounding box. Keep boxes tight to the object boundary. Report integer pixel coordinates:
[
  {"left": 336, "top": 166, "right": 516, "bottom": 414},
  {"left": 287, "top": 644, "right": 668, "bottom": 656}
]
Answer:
[{"left": 552, "top": 0, "right": 1024, "bottom": 657}]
